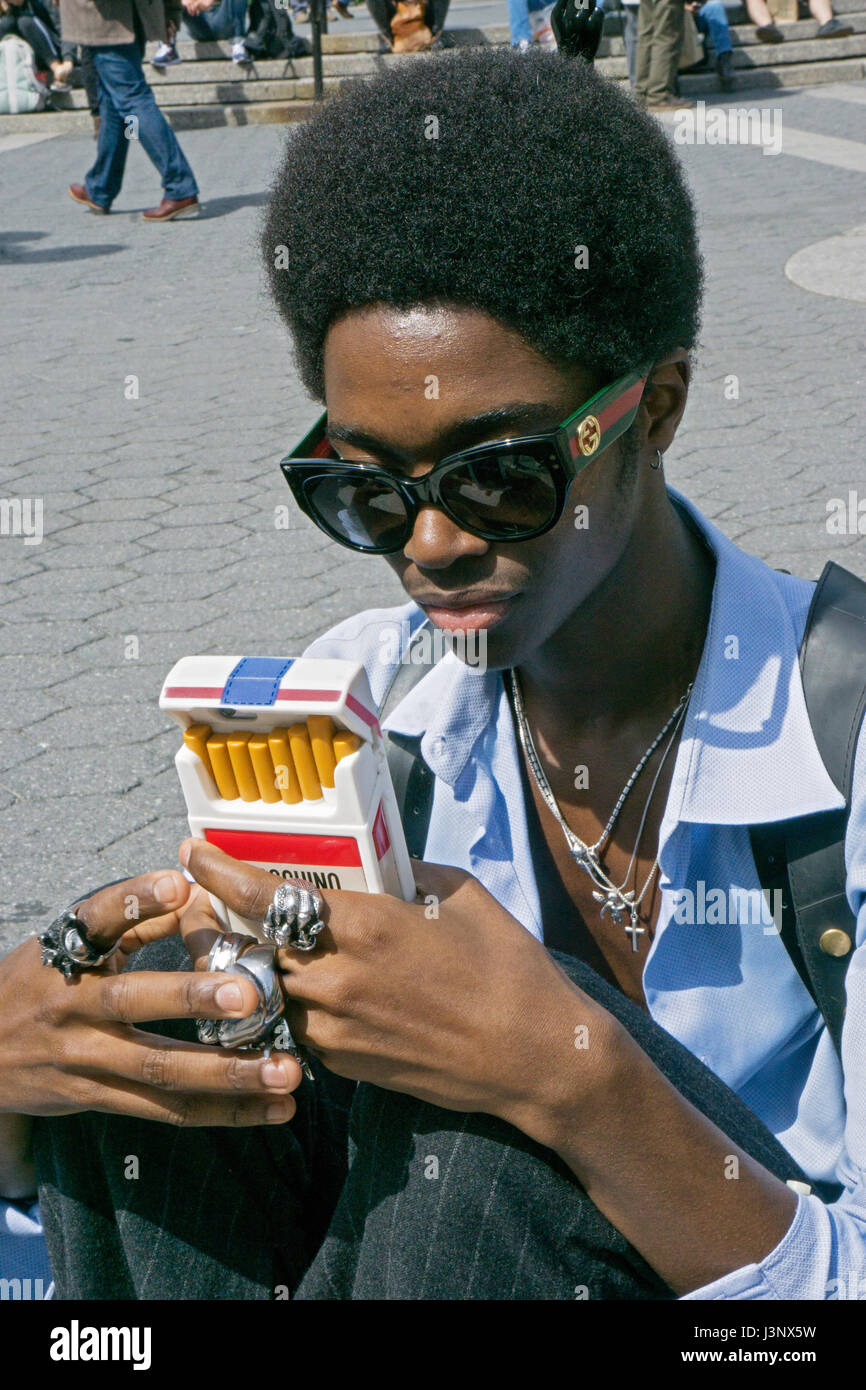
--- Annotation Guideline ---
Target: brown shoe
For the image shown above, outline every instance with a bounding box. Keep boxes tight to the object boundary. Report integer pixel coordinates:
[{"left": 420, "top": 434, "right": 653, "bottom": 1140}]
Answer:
[
  {"left": 646, "top": 95, "right": 695, "bottom": 111},
  {"left": 142, "top": 195, "right": 200, "bottom": 222},
  {"left": 69, "top": 182, "right": 109, "bottom": 213},
  {"left": 756, "top": 22, "right": 784, "bottom": 41}
]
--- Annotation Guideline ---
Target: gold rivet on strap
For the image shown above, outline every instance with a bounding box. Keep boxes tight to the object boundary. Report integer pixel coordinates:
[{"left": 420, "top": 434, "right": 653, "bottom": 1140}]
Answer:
[{"left": 818, "top": 928, "right": 853, "bottom": 958}]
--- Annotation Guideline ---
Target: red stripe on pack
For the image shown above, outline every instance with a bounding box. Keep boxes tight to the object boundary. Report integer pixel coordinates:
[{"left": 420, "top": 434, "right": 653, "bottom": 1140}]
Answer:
[
  {"left": 164, "top": 686, "right": 224, "bottom": 699},
  {"left": 205, "top": 827, "right": 362, "bottom": 867},
  {"left": 275, "top": 688, "right": 342, "bottom": 704},
  {"left": 346, "top": 692, "right": 380, "bottom": 732},
  {"left": 372, "top": 803, "right": 390, "bottom": 860}
]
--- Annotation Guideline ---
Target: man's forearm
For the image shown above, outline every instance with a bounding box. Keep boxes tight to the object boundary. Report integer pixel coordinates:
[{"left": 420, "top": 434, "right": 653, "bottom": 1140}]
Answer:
[
  {"left": 0, "top": 1114, "right": 36, "bottom": 1200},
  {"left": 505, "top": 988, "right": 797, "bottom": 1296}
]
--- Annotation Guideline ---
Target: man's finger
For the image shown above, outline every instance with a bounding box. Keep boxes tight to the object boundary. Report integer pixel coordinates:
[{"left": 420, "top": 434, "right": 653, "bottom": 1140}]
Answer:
[
  {"left": 177, "top": 885, "right": 224, "bottom": 971},
  {"left": 74, "top": 968, "right": 262, "bottom": 1026},
  {"left": 77, "top": 1030, "right": 303, "bottom": 1096},
  {"left": 408, "top": 859, "right": 470, "bottom": 902},
  {"left": 88, "top": 1079, "right": 298, "bottom": 1129},
  {"left": 180, "top": 838, "right": 326, "bottom": 928},
  {"left": 74, "top": 871, "right": 193, "bottom": 951}
]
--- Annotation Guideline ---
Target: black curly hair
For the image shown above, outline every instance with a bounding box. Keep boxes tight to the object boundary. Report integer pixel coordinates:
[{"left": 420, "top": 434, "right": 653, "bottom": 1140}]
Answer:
[{"left": 262, "top": 45, "right": 703, "bottom": 403}]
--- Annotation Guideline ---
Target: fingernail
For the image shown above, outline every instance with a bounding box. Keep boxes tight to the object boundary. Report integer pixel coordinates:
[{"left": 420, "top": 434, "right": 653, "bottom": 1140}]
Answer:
[
  {"left": 267, "top": 1103, "right": 290, "bottom": 1123},
  {"left": 178, "top": 840, "right": 193, "bottom": 868},
  {"left": 153, "top": 875, "right": 179, "bottom": 904},
  {"left": 216, "top": 982, "right": 244, "bottom": 1010},
  {"left": 262, "top": 1061, "right": 288, "bottom": 1089}
]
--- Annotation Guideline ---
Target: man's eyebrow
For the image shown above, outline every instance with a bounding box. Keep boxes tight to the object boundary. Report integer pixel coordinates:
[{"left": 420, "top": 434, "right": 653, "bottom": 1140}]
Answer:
[{"left": 326, "top": 402, "right": 564, "bottom": 464}]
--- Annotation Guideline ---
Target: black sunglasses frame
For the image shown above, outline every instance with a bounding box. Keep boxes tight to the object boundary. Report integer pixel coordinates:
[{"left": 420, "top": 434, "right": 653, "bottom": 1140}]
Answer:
[{"left": 280, "top": 363, "right": 651, "bottom": 556}]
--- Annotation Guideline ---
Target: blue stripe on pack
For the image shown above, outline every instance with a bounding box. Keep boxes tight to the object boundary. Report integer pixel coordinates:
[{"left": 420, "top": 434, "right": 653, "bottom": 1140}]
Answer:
[{"left": 222, "top": 657, "right": 294, "bottom": 707}]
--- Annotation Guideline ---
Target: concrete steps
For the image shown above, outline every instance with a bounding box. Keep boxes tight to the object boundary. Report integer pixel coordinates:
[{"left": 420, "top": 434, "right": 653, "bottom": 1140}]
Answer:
[{"left": 1, "top": 3, "right": 864, "bottom": 134}]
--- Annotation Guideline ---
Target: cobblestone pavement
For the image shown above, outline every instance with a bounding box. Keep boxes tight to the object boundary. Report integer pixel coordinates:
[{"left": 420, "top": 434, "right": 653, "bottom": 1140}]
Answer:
[{"left": 1, "top": 83, "right": 865, "bottom": 951}]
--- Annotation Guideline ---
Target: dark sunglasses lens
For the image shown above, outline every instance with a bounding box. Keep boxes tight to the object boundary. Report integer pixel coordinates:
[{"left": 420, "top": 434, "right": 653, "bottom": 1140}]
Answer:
[
  {"left": 304, "top": 473, "right": 410, "bottom": 551},
  {"left": 439, "top": 449, "right": 559, "bottom": 538}
]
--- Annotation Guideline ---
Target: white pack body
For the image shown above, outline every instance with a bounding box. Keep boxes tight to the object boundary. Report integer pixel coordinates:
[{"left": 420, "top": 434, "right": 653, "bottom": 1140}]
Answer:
[{"left": 160, "top": 655, "right": 416, "bottom": 939}]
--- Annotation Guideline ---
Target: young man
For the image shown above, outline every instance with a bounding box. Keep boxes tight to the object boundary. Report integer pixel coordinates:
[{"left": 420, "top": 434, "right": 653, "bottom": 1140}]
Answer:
[
  {"left": 62, "top": 0, "right": 200, "bottom": 219},
  {"left": 2, "top": 47, "right": 865, "bottom": 1300}
]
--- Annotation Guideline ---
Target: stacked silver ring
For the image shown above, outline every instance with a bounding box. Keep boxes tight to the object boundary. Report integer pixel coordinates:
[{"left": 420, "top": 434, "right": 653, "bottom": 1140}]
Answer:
[
  {"left": 196, "top": 930, "right": 313, "bottom": 1078},
  {"left": 262, "top": 880, "right": 325, "bottom": 952},
  {"left": 38, "top": 909, "right": 120, "bottom": 977}
]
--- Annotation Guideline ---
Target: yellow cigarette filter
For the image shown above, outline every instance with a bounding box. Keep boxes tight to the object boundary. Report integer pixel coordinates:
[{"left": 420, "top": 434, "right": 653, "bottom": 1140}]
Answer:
[
  {"left": 227, "top": 731, "right": 259, "bottom": 803},
  {"left": 307, "top": 715, "right": 337, "bottom": 789},
  {"left": 289, "top": 723, "right": 323, "bottom": 801},
  {"left": 267, "top": 728, "right": 302, "bottom": 805},
  {"left": 333, "top": 731, "right": 362, "bottom": 763},
  {"left": 248, "top": 735, "right": 282, "bottom": 804},
  {"left": 206, "top": 734, "right": 240, "bottom": 800},
  {"left": 183, "top": 723, "right": 213, "bottom": 777}
]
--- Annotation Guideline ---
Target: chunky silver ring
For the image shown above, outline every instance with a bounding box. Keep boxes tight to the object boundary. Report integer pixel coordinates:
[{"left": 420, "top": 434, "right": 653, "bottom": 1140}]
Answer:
[
  {"left": 262, "top": 880, "right": 325, "bottom": 952},
  {"left": 38, "top": 909, "right": 120, "bottom": 978},
  {"left": 196, "top": 931, "right": 312, "bottom": 1078}
]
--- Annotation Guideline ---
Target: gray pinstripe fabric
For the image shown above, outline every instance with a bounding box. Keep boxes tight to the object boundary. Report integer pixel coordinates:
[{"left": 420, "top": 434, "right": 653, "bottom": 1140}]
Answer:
[{"left": 34, "top": 938, "right": 811, "bottom": 1300}]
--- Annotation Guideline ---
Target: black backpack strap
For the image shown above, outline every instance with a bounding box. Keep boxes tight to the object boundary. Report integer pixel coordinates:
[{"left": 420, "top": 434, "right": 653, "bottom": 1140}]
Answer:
[
  {"left": 378, "top": 620, "right": 440, "bottom": 860},
  {"left": 751, "top": 561, "right": 866, "bottom": 1055}
]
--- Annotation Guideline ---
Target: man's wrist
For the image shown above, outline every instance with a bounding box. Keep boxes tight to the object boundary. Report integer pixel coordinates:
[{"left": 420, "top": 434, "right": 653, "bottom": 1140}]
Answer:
[
  {"left": 496, "top": 980, "right": 630, "bottom": 1155},
  {"left": 0, "top": 1113, "right": 37, "bottom": 1202}
]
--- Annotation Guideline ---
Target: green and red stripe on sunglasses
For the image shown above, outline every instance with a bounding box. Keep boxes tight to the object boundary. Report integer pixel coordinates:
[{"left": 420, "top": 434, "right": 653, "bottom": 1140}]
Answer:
[{"left": 279, "top": 362, "right": 651, "bottom": 555}]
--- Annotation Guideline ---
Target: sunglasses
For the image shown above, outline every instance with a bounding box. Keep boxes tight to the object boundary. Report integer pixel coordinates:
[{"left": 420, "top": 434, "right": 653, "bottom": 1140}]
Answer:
[{"left": 279, "top": 363, "right": 651, "bottom": 556}]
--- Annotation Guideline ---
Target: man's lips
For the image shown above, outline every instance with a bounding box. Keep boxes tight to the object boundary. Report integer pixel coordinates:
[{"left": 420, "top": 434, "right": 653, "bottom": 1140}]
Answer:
[{"left": 414, "top": 593, "right": 521, "bottom": 631}]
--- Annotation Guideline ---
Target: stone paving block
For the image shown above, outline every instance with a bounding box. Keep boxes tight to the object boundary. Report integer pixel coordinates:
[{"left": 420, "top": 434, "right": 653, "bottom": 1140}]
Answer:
[{"left": 25, "top": 701, "right": 172, "bottom": 750}]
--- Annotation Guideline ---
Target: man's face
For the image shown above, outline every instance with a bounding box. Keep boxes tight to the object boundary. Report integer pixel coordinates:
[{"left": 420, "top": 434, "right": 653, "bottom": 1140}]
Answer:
[{"left": 322, "top": 304, "right": 650, "bottom": 670}]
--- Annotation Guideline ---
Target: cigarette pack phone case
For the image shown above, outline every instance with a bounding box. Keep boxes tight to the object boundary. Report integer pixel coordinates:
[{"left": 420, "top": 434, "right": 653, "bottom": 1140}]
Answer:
[{"left": 160, "top": 655, "right": 416, "bottom": 939}]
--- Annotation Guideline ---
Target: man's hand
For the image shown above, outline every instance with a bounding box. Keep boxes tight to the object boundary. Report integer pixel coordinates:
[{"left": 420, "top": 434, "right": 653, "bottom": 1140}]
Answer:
[
  {"left": 180, "top": 840, "right": 615, "bottom": 1127},
  {"left": 0, "top": 872, "right": 301, "bottom": 1127}
]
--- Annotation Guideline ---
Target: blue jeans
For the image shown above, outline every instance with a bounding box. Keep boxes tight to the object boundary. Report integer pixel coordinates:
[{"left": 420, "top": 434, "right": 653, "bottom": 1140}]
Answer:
[
  {"left": 507, "top": 0, "right": 548, "bottom": 46},
  {"left": 182, "top": 0, "right": 249, "bottom": 41},
  {"left": 85, "top": 38, "right": 198, "bottom": 207},
  {"left": 695, "top": 0, "right": 732, "bottom": 54}
]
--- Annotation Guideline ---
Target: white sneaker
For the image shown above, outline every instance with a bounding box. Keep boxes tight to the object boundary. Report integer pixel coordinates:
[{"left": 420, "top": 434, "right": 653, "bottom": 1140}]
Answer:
[
  {"left": 151, "top": 41, "right": 181, "bottom": 67},
  {"left": 514, "top": 37, "right": 532, "bottom": 50},
  {"left": 232, "top": 38, "right": 252, "bottom": 63},
  {"left": 530, "top": 2, "right": 557, "bottom": 47}
]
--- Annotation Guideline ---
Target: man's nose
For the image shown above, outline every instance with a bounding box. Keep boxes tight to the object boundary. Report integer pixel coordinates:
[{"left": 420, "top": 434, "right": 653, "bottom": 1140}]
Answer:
[{"left": 403, "top": 504, "right": 489, "bottom": 569}]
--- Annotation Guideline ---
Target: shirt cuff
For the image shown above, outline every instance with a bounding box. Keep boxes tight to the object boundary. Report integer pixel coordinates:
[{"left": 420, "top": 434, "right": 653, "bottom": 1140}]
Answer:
[{"left": 681, "top": 1194, "right": 831, "bottom": 1300}]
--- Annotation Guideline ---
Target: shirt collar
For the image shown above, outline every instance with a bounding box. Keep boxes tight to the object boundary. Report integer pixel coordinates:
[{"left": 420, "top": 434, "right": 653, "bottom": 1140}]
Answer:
[{"left": 382, "top": 489, "right": 845, "bottom": 823}]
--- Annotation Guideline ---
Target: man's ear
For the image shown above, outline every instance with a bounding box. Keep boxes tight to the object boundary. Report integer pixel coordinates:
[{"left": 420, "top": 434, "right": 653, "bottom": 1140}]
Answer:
[{"left": 640, "top": 349, "right": 691, "bottom": 457}]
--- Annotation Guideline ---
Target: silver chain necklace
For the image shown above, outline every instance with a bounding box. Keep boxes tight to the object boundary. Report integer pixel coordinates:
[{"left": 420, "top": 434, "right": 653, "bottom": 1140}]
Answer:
[{"left": 508, "top": 670, "right": 692, "bottom": 952}]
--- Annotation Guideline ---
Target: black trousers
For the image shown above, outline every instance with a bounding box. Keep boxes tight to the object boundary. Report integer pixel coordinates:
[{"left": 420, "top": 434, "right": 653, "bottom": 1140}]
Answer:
[{"left": 34, "top": 936, "right": 811, "bottom": 1300}]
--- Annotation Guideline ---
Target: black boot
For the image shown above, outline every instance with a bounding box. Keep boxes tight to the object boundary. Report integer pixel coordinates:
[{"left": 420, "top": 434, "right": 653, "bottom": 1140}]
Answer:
[{"left": 717, "top": 49, "right": 734, "bottom": 91}]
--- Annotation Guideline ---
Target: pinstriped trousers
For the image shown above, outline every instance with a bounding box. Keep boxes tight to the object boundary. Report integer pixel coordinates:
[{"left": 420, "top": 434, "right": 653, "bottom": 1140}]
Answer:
[{"left": 34, "top": 937, "right": 811, "bottom": 1300}]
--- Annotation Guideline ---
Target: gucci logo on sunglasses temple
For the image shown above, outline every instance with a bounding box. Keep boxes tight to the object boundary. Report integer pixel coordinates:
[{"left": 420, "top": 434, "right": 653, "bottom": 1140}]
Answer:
[{"left": 279, "top": 363, "right": 651, "bottom": 556}]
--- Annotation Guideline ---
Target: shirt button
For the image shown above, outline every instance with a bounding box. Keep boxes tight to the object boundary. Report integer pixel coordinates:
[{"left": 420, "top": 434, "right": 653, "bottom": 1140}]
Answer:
[{"left": 431, "top": 736, "right": 446, "bottom": 757}]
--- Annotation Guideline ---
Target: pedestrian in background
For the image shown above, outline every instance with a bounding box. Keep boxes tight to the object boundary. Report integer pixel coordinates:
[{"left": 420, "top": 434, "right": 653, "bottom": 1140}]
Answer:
[
  {"left": 634, "top": 0, "right": 693, "bottom": 109},
  {"left": 0, "top": 0, "right": 74, "bottom": 89},
  {"left": 744, "top": 0, "right": 851, "bottom": 40},
  {"left": 62, "top": 0, "right": 200, "bottom": 220}
]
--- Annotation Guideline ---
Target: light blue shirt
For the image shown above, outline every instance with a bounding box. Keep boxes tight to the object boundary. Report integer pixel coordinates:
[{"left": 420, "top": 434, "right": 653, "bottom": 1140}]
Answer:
[
  {"left": 303, "top": 487, "right": 866, "bottom": 1302},
  {"left": 5, "top": 488, "right": 865, "bottom": 1300}
]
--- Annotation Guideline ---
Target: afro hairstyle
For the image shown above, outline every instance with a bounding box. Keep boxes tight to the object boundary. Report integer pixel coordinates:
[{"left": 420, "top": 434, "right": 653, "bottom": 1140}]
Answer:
[{"left": 262, "top": 45, "right": 704, "bottom": 403}]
